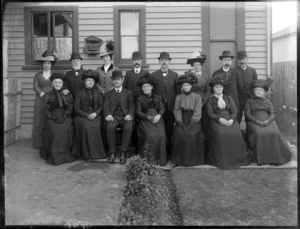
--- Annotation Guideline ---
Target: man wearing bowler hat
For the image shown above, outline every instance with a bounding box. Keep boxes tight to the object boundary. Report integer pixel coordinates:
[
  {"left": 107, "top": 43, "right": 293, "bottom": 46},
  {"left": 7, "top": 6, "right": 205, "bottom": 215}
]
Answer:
[
  {"left": 63, "top": 52, "right": 103, "bottom": 98},
  {"left": 103, "top": 70, "right": 135, "bottom": 164},
  {"left": 235, "top": 50, "right": 258, "bottom": 117},
  {"left": 151, "top": 51, "right": 179, "bottom": 156},
  {"left": 123, "top": 51, "right": 149, "bottom": 99},
  {"left": 212, "top": 50, "right": 244, "bottom": 123}
]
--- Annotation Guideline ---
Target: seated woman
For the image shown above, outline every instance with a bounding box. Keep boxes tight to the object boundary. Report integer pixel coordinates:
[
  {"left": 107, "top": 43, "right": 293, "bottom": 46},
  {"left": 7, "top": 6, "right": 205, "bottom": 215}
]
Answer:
[
  {"left": 206, "top": 74, "right": 249, "bottom": 170},
  {"left": 136, "top": 75, "right": 167, "bottom": 166},
  {"left": 72, "top": 70, "right": 107, "bottom": 161},
  {"left": 245, "top": 79, "right": 292, "bottom": 165},
  {"left": 40, "top": 73, "right": 75, "bottom": 166},
  {"left": 172, "top": 73, "right": 205, "bottom": 166}
]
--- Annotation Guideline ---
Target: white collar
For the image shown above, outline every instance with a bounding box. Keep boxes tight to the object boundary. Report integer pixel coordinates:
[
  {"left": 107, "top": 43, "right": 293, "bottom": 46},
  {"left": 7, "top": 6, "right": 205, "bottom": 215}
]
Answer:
[
  {"left": 134, "top": 67, "right": 141, "bottom": 73},
  {"left": 115, "top": 86, "right": 122, "bottom": 93},
  {"left": 222, "top": 67, "right": 230, "bottom": 72},
  {"left": 240, "top": 65, "right": 247, "bottom": 70},
  {"left": 104, "top": 63, "right": 111, "bottom": 71},
  {"left": 43, "top": 70, "right": 51, "bottom": 79}
]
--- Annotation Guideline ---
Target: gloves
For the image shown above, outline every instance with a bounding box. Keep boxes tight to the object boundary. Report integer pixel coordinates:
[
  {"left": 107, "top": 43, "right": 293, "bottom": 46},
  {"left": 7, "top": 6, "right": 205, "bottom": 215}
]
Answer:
[{"left": 55, "top": 116, "right": 65, "bottom": 124}]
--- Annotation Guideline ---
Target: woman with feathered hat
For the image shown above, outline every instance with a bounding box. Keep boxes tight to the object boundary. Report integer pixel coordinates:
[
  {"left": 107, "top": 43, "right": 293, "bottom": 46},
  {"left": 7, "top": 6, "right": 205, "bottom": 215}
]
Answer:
[
  {"left": 172, "top": 72, "right": 205, "bottom": 166},
  {"left": 206, "top": 73, "right": 249, "bottom": 169},
  {"left": 32, "top": 50, "right": 58, "bottom": 148},
  {"left": 136, "top": 74, "right": 167, "bottom": 166},
  {"left": 245, "top": 79, "right": 291, "bottom": 165},
  {"left": 96, "top": 40, "right": 120, "bottom": 93}
]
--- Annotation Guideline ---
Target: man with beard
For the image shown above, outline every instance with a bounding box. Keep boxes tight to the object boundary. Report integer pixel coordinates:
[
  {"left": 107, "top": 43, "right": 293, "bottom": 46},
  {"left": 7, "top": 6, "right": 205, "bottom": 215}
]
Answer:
[
  {"left": 123, "top": 51, "right": 149, "bottom": 99},
  {"left": 211, "top": 50, "right": 244, "bottom": 123},
  {"left": 235, "top": 50, "right": 258, "bottom": 118},
  {"left": 151, "top": 52, "right": 178, "bottom": 157}
]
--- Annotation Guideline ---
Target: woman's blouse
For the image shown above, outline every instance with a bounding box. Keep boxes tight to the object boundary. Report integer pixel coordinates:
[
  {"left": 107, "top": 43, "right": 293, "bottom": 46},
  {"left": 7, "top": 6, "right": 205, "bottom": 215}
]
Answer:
[
  {"left": 173, "top": 92, "right": 202, "bottom": 123},
  {"left": 33, "top": 71, "right": 53, "bottom": 95},
  {"left": 245, "top": 97, "right": 275, "bottom": 124},
  {"left": 136, "top": 93, "right": 165, "bottom": 120}
]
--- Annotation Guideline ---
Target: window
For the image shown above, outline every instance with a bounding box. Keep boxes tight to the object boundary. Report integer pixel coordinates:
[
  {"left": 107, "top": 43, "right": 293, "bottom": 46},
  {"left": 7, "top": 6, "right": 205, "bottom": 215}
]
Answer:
[
  {"left": 24, "top": 6, "right": 78, "bottom": 68},
  {"left": 114, "top": 5, "right": 146, "bottom": 67}
]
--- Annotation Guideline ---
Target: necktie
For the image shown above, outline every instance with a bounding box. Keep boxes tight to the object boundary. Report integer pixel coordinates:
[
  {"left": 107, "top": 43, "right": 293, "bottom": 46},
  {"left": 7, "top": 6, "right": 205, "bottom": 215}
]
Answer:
[
  {"left": 136, "top": 70, "right": 139, "bottom": 74},
  {"left": 117, "top": 89, "right": 120, "bottom": 93}
]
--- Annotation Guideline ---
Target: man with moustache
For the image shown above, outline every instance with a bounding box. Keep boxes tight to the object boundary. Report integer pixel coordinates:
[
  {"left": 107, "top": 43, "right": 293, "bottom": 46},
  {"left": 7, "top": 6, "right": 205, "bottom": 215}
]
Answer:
[
  {"left": 123, "top": 51, "right": 149, "bottom": 99},
  {"left": 151, "top": 52, "right": 178, "bottom": 157},
  {"left": 235, "top": 50, "right": 258, "bottom": 117},
  {"left": 211, "top": 50, "right": 244, "bottom": 123}
]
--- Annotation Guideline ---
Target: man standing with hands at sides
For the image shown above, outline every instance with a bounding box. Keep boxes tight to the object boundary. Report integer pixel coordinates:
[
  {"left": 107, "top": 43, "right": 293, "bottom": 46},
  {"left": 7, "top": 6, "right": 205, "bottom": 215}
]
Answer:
[
  {"left": 151, "top": 52, "right": 179, "bottom": 158},
  {"left": 104, "top": 70, "right": 135, "bottom": 164},
  {"left": 235, "top": 50, "right": 258, "bottom": 119},
  {"left": 211, "top": 50, "right": 244, "bottom": 123}
]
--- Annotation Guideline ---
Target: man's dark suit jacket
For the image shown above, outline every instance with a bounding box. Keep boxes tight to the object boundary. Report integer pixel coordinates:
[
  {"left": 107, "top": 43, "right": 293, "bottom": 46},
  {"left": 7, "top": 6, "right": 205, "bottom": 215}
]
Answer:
[
  {"left": 123, "top": 69, "right": 149, "bottom": 97},
  {"left": 151, "top": 69, "right": 178, "bottom": 111},
  {"left": 103, "top": 88, "right": 135, "bottom": 119}
]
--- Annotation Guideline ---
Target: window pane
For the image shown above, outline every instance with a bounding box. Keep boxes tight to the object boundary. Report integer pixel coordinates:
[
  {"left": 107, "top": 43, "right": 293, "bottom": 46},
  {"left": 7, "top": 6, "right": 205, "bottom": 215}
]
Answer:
[
  {"left": 121, "top": 36, "right": 138, "bottom": 59},
  {"left": 32, "top": 37, "right": 48, "bottom": 60},
  {"left": 120, "top": 12, "right": 139, "bottom": 36},
  {"left": 33, "top": 12, "right": 48, "bottom": 37},
  {"left": 54, "top": 38, "right": 72, "bottom": 60}
]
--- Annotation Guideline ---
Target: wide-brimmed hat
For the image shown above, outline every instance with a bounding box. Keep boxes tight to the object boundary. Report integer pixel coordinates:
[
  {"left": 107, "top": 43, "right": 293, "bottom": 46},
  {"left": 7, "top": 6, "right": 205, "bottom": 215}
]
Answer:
[
  {"left": 187, "top": 51, "right": 207, "bottom": 65},
  {"left": 81, "top": 69, "right": 100, "bottom": 83},
  {"left": 137, "top": 73, "right": 156, "bottom": 87},
  {"left": 99, "top": 40, "right": 115, "bottom": 57},
  {"left": 69, "top": 52, "right": 82, "bottom": 61},
  {"left": 237, "top": 50, "right": 248, "bottom": 60},
  {"left": 177, "top": 72, "right": 198, "bottom": 85},
  {"left": 132, "top": 51, "right": 143, "bottom": 60},
  {"left": 209, "top": 73, "right": 227, "bottom": 86},
  {"left": 36, "top": 50, "right": 58, "bottom": 63},
  {"left": 158, "top": 52, "right": 171, "bottom": 60},
  {"left": 50, "top": 72, "right": 64, "bottom": 82},
  {"left": 250, "top": 79, "right": 273, "bottom": 91},
  {"left": 219, "top": 50, "right": 234, "bottom": 60},
  {"left": 111, "top": 70, "right": 124, "bottom": 79}
]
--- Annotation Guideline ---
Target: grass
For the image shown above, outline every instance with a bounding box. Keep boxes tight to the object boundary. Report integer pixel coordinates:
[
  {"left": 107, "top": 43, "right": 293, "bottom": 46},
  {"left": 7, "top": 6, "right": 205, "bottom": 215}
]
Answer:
[{"left": 171, "top": 168, "right": 297, "bottom": 226}]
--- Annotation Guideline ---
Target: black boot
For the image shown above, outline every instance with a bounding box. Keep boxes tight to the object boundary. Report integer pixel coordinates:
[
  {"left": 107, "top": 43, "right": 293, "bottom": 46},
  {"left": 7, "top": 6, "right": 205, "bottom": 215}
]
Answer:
[
  {"left": 120, "top": 151, "right": 126, "bottom": 164},
  {"left": 108, "top": 152, "right": 115, "bottom": 163}
]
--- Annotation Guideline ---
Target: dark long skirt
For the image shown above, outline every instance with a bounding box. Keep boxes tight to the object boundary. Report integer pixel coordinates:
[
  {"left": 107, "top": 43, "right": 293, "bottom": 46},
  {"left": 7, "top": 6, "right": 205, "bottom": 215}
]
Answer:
[
  {"left": 32, "top": 95, "right": 47, "bottom": 148},
  {"left": 72, "top": 115, "right": 107, "bottom": 160},
  {"left": 207, "top": 110, "right": 249, "bottom": 170},
  {"left": 137, "top": 108, "right": 167, "bottom": 166},
  {"left": 246, "top": 111, "right": 291, "bottom": 165},
  {"left": 172, "top": 110, "right": 205, "bottom": 166},
  {"left": 40, "top": 108, "right": 75, "bottom": 166}
]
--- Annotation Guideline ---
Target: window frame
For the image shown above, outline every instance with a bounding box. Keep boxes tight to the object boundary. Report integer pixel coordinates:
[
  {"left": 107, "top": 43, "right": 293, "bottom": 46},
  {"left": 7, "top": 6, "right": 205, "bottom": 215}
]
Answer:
[
  {"left": 113, "top": 5, "right": 147, "bottom": 68},
  {"left": 24, "top": 6, "right": 79, "bottom": 70}
]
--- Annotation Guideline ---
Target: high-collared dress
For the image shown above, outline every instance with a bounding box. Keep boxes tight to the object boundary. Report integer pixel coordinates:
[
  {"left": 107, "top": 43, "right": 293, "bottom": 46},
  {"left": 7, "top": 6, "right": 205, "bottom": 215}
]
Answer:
[
  {"left": 206, "top": 94, "right": 249, "bottom": 169},
  {"left": 245, "top": 97, "right": 291, "bottom": 165},
  {"left": 136, "top": 93, "right": 167, "bottom": 166},
  {"left": 96, "top": 63, "right": 119, "bottom": 93},
  {"left": 40, "top": 89, "right": 75, "bottom": 165},
  {"left": 32, "top": 71, "right": 53, "bottom": 148}
]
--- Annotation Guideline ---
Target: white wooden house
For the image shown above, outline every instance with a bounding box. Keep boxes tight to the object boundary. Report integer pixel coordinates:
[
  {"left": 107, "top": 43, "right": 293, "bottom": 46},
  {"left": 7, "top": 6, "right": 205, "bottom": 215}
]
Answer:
[{"left": 3, "top": 1, "right": 272, "bottom": 143}]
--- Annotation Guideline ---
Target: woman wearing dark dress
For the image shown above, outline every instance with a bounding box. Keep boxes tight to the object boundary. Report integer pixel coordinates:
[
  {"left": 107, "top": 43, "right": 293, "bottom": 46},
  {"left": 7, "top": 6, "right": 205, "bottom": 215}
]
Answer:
[
  {"left": 136, "top": 75, "right": 167, "bottom": 166},
  {"left": 245, "top": 79, "right": 292, "bottom": 165},
  {"left": 172, "top": 73, "right": 205, "bottom": 166},
  {"left": 40, "top": 73, "right": 75, "bottom": 166},
  {"left": 72, "top": 70, "right": 107, "bottom": 160},
  {"left": 32, "top": 50, "right": 58, "bottom": 148},
  {"left": 206, "top": 73, "right": 249, "bottom": 169}
]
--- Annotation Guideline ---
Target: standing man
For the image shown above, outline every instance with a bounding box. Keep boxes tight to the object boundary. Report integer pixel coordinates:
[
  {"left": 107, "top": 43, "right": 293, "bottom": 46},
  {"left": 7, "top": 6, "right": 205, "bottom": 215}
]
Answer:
[
  {"left": 151, "top": 52, "right": 178, "bottom": 157},
  {"left": 103, "top": 70, "right": 135, "bottom": 164},
  {"left": 212, "top": 50, "right": 244, "bottom": 123},
  {"left": 235, "top": 50, "right": 258, "bottom": 117},
  {"left": 123, "top": 51, "right": 149, "bottom": 99}
]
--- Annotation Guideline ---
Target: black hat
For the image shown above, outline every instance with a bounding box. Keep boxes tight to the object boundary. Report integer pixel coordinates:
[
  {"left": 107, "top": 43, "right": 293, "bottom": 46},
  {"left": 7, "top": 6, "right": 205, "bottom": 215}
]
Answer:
[
  {"left": 81, "top": 69, "right": 99, "bottom": 83},
  {"left": 187, "top": 51, "right": 207, "bottom": 65},
  {"left": 177, "top": 72, "right": 198, "bottom": 85},
  {"left": 132, "top": 51, "right": 143, "bottom": 60},
  {"left": 111, "top": 70, "right": 124, "bottom": 79},
  {"left": 219, "top": 50, "right": 234, "bottom": 60},
  {"left": 99, "top": 40, "right": 115, "bottom": 57},
  {"left": 36, "top": 50, "right": 58, "bottom": 63},
  {"left": 50, "top": 72, "right": 64, "bottom": 82},
  {"left": 158, "top": 52, "right": 171, "bottom": 60},
  {"left": 137, "top": 73, "right": 156, "bottom": 87},
  {"left": 209, "top": 73, "right": 227, "bottom": 86},
  {"left": 237, "top": 50, "right": 248, "bottom": 60},
  {"left": 69, "top": 52, "right": 82, "bottom": 61},
  {"left": 250, "top": 79, "right": 272, "bottom": 91}
]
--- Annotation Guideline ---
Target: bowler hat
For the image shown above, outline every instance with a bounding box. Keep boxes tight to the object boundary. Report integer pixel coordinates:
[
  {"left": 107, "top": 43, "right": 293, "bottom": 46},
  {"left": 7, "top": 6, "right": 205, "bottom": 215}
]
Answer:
[
  {"left": 132, "top": 51, "right": 143, "bottom": 60},
  {"left": 250, "top": 79, "right": 270, "bottom": 91},
  {"left": 158, "top": 52, "right": 171, "bottom": 60},
  {"left": 237, "top": 50, "right": 248, "bottom": 60},
  {"left": 69, "top": 52, "right": 82, "bottom": 61},
  {"left": 81, "top": 69, "right": 100, "bottom": 83},
  {"left": 111, "top": 70, "right": 124, "bottom": 79},
  {"left": 36, "top": 50, "right": 58, "bottom": 63},
  {"left": 177, "top": 72, "right": 198, "bottom": 85},
  {"left": 209, "top": 73, "right": 227, "bottom": 86},
  {"left": 137, "top": 73, "right": 156, "bottom": 87},
  {"left": 50, "top": 72, "right": 64, "bottom": 82},
  {"left": 187, "top": 51, "right": 207, "bottom": 65},
  {"left": 219, "top": 50, "right": 234, "bottom": 60}
]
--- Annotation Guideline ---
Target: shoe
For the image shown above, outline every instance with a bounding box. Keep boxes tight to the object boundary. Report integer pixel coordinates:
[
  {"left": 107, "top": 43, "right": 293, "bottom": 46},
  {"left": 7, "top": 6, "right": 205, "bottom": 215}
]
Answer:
[
  {"left": 108, "top": 152, "right": 115, "bottom": 163},
  {"left": 120, "top": 151, "right": 126, "bottom": 164}
]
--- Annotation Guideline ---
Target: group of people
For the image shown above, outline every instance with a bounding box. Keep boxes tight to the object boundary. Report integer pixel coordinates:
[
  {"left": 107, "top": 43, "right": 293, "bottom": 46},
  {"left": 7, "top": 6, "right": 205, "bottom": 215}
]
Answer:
[{"left": 32, "top": 41, "right": 292, "bottom": 169}]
